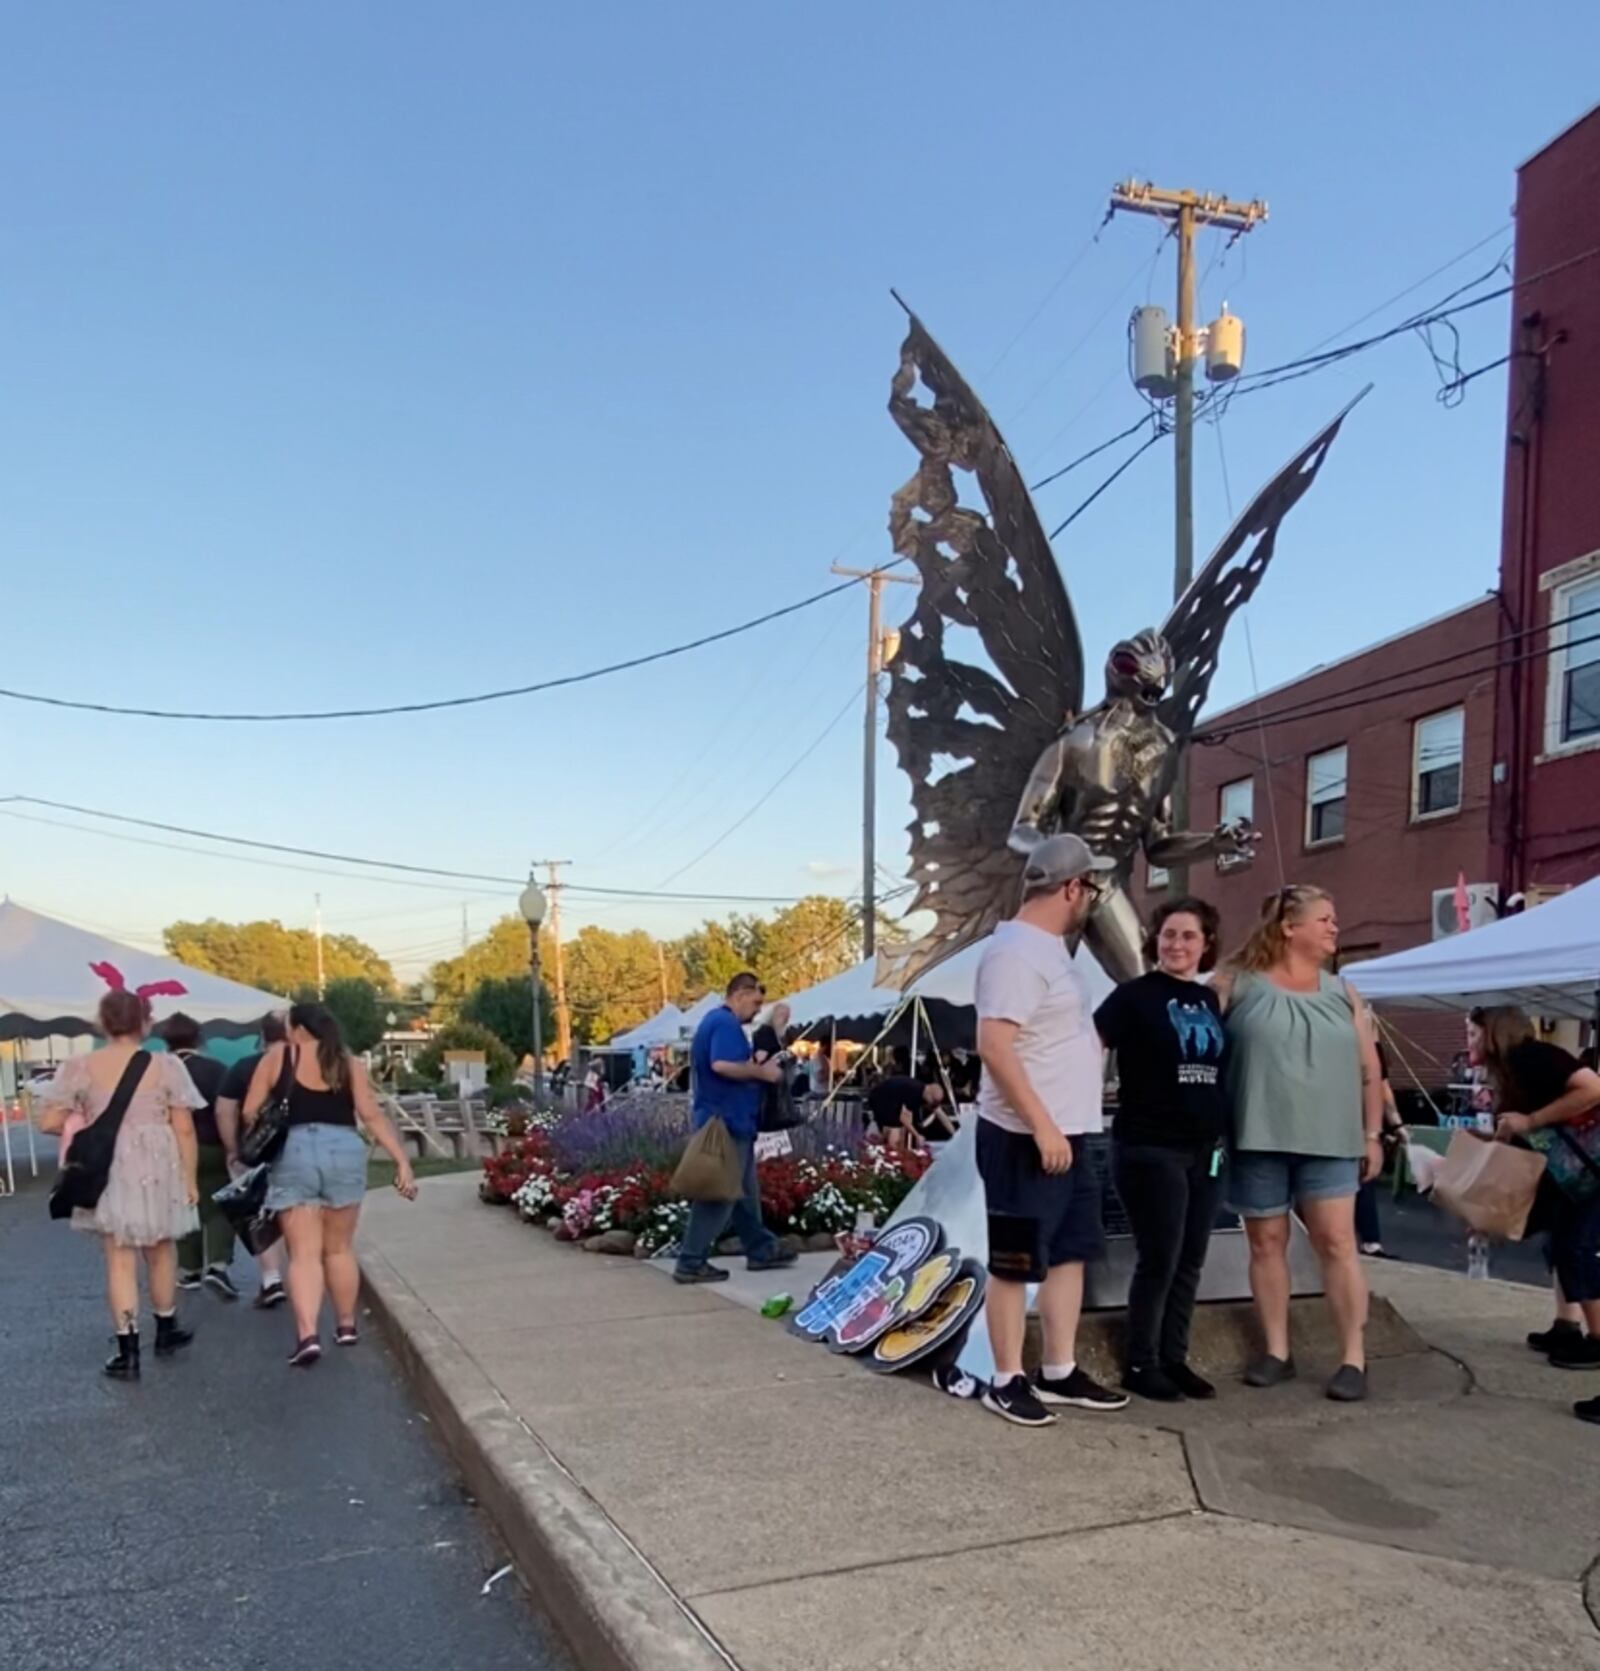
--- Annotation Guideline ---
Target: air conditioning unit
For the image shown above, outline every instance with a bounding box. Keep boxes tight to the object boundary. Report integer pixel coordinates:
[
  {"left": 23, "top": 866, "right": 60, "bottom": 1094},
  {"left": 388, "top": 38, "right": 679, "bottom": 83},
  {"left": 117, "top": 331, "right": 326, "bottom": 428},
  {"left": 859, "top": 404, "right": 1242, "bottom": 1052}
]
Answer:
[{"left": 1431, "top": 883, "right": 1499, "bottom": 940}]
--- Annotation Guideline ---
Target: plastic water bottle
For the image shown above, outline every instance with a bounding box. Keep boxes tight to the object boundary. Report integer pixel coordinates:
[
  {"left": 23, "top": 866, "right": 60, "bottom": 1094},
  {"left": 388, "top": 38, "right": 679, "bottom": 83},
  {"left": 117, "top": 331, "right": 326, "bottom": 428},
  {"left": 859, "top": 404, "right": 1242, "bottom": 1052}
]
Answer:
[{"left": 1467, "top": 1232, "right": 1491, "bottom": 1280}]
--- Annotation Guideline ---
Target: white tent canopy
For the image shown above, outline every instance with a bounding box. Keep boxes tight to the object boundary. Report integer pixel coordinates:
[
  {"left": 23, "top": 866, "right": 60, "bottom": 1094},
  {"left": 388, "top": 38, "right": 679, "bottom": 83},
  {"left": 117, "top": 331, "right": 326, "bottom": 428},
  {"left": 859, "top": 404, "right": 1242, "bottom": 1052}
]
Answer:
[
  {"left": 0, "top": 900, "right": 287, "bottom": 1040},
  {"left": 676, "top": 992, "right": 722, "bottom": 1038},
  {"left": 1343, "top": 876, "right": 1600, "bottom": 1022},
  {"left": 775, "top": 935, "right": 1114, "bottom": 1030},
  {"left": 608, "top": 1002, "right": 686, "bottom": 1050}
]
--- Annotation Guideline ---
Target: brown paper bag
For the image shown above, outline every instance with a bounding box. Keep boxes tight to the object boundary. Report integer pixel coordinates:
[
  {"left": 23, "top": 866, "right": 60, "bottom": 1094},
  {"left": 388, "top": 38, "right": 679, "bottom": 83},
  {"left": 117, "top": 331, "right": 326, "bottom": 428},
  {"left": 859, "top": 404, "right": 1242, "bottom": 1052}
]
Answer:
[
  {"left": 1431, "top": 1130, "right": 1546, "bottom": 1242},
  {"left": 671, "top": 1116, "right": 743, "bottom": 1203}
]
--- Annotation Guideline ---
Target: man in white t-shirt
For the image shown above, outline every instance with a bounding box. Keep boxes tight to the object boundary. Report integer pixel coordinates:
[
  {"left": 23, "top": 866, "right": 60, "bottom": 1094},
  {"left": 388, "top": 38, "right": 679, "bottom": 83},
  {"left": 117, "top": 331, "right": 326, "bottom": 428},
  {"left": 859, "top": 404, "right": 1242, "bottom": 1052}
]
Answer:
[{"left": 975, "top": 833, "right": 1129, "bottom": 1427}]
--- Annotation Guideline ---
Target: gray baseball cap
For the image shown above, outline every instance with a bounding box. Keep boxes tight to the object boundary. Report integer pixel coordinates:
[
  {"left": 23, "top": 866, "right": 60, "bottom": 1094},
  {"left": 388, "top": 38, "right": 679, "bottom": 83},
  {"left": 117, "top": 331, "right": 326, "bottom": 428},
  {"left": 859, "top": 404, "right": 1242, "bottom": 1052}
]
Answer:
[{"left": 1022, "top": 832, "right": 1117, "bottom": 889}]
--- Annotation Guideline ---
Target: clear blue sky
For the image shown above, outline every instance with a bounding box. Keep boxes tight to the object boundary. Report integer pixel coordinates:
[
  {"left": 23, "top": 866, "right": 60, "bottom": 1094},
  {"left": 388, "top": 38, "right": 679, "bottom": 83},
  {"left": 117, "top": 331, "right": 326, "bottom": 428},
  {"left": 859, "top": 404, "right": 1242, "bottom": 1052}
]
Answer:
[{"left": 2, "top": 4, "right": 1596, "bottom": 978}]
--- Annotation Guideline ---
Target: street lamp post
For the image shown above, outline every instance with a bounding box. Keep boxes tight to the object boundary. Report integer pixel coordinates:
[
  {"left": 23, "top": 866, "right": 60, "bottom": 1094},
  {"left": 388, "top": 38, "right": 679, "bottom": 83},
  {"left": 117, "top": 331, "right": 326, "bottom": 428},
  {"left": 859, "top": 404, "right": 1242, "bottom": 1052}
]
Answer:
[{"left": 518, "top": 874, "right": 547, "bottom": 1108}]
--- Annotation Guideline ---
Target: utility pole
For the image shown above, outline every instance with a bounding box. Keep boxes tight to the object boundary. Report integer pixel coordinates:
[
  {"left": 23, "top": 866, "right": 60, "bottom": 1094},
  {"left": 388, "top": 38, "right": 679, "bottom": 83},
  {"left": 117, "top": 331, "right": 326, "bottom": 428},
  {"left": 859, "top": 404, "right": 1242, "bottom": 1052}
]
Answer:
[
  {"left": 314, "top": 893, "right": 325, "bottom": 998},
  {"left": 832, "top": 564, "right": 915, "bottom": 957},
  {"left": 544, "top": 860, "right": 572, "bottom": 1062},
  {"left": 656, "top": 942, "right": 670, "bottom": 1009},
  {"left": 461, "top": 901, "right": 470, "bottom": 955},
  {"left": 1109, "top": 180, "right": 1266, "bottom": 892}
]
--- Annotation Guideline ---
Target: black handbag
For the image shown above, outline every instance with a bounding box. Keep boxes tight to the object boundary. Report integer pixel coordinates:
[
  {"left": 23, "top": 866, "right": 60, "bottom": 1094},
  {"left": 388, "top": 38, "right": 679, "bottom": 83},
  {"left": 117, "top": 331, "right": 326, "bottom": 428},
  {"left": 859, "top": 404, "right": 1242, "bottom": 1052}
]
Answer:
[
  {"left": 48, "top": 1051, "right": 152, "bottom": 1221},
  {"left": 238, "top": 1047, "right": 297, "bottom": 1169},
  {"left": 212, "top": 1162, "right": 283, "bottom": 1255},
  {"left": 757, "top": 1071, "right": 807, "bottom": 1134}
]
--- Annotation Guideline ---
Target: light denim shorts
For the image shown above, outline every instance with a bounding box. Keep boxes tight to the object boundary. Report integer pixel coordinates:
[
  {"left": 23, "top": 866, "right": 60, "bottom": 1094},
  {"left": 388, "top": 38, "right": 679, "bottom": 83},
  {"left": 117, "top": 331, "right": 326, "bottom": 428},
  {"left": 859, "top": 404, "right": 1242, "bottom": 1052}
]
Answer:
[
  {"left": 1228, "top": 1150, "right": 1360, "bottom": 1219},
  {"left": 265, "top": 1123, "right": 368, "bottom": 1211}
]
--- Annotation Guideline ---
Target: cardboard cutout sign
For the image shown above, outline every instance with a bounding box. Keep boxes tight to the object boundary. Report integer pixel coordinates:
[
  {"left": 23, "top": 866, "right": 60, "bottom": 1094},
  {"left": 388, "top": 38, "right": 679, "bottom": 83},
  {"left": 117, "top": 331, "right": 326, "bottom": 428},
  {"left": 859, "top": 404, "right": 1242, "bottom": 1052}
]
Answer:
[
  {"left": 789, "top": 1217, "right": 962, "bottom": 1353},
  {"left": 868, "top": 1257, "right": 987, "bottom": 1372}
]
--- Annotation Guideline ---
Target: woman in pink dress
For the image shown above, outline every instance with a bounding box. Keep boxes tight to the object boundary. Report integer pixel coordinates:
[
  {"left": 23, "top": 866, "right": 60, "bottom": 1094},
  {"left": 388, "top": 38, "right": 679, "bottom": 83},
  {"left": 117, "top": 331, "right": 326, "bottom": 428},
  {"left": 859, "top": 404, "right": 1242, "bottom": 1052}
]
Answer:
[{"left": 39, "top": 989, "right": 204, "bottom": 1379}]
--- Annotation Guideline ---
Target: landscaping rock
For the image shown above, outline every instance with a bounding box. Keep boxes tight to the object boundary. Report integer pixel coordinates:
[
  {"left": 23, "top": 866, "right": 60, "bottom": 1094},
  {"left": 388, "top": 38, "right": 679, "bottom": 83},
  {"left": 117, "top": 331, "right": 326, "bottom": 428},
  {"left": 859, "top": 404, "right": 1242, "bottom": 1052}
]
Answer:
[
  {"left": 584, "top": 1229, "right": 637, "bottom": 1256},
  {"left": 803, "top": 1232, "right": 838, "bottom": 1254}
]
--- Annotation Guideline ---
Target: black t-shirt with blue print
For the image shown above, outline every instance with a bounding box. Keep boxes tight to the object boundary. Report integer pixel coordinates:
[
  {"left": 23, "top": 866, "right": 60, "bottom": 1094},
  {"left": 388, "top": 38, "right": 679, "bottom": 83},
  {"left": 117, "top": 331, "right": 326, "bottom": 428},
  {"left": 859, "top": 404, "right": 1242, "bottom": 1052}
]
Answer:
[{"left": 1095, "top": 971, "right": 1231, "bottom": 1151}]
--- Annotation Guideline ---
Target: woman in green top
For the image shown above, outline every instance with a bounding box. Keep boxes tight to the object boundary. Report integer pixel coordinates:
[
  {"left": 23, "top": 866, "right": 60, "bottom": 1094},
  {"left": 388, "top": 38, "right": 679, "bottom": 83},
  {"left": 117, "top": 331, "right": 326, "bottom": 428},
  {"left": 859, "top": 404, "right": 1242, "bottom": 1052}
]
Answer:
[{"left": 1214, "top": 885, "right": 1385, "bottom": 1403}]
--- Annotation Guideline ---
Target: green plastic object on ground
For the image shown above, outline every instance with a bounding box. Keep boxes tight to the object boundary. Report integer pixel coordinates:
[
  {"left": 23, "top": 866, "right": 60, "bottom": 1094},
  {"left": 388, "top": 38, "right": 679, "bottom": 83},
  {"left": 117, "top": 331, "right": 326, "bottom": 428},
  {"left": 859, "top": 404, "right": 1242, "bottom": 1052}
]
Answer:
[{"left": 760, "top": 1294, "right": 793, "bottom": 1319}]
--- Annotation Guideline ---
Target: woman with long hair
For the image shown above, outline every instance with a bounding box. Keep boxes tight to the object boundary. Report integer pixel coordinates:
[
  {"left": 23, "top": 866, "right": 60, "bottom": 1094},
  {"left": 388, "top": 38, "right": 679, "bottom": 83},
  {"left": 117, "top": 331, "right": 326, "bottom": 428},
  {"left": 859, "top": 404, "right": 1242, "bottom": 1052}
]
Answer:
[
  {"left": 38, "top": 990, "right": 205, "bottom": 1379},
  {"left": 243, "top": 1002, "right": 417, "bottom": 1367},
  {"left": 1467, "top": 1007, "right": 1600, "bottom": 1402},
  {"left": 1214, "top": 885, "right": 1385, "bottom": 1402},
  {"left": 1095, "top": 896, "right": 1230, "bottom": 1402}
]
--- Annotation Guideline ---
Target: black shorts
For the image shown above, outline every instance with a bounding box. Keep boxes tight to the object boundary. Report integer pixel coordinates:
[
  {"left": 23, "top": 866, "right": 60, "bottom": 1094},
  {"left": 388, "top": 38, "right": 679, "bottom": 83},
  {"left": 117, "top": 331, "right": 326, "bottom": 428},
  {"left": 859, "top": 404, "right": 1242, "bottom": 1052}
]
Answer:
[{"left": 976, "top": 1118, "right": 1105, "bottom": 1283}]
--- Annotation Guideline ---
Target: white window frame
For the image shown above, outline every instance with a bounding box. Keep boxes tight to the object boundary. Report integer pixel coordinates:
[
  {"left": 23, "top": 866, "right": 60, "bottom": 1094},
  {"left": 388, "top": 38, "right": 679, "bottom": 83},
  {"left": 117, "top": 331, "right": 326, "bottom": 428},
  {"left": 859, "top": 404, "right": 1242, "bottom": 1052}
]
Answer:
[
  {"left": 1305, "top": 745, "right": 1347, "bottom": 849},
  {"left": 1543, "top": 569, "right": 1600, "bottom": 758},
  {"left": 1410, "top": 706, "right": 1464, "bottom": 821},
  {"left": 1146, "top": 860, "right": 1169, "bottom": 890},
  {"left": 1219, "top": 777, "right": 1254, "bottom": 826}
]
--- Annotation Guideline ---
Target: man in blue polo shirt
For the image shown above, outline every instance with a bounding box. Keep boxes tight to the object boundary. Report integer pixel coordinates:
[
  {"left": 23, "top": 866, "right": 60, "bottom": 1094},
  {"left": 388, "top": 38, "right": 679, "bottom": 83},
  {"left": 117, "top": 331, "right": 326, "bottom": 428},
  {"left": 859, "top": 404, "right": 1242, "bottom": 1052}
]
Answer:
[{"left": 674, "top": 972, "right": 798, "bottom": 1284}]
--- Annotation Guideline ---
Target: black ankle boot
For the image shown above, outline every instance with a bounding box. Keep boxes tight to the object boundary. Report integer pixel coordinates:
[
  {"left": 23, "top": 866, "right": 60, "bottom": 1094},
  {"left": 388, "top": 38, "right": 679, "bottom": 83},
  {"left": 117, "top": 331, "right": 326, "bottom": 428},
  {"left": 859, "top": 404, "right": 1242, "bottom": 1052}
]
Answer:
[
  {"left": 104, "top": 1330, "right": 140, "bottom": 1380},
  {"left": 153, "top": 1313, "right": 194, "bottom": 1356}
]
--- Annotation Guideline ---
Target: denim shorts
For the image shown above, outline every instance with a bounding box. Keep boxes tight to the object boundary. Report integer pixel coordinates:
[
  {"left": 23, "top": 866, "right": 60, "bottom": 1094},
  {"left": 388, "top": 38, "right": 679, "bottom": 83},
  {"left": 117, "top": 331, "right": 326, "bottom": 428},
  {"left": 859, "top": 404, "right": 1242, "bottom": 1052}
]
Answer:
[
  {"left": 1229, "top": 1150, "right": 1361, "bottom": 1219},
  {"left": 265, "top": 1123, "right": 368, "bottom": 1211}
]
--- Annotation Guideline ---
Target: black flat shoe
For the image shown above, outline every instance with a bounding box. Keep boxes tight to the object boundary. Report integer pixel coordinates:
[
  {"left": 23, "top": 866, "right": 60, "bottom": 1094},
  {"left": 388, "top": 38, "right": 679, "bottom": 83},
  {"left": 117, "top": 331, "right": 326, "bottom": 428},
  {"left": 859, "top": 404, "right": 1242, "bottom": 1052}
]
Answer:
[
  {"left": 1163, "top": 1362, "right": 1217, "bottom": 1400},
  {"left": 1244, "top": 1352, "right": 1297, "bottom": 1388}
]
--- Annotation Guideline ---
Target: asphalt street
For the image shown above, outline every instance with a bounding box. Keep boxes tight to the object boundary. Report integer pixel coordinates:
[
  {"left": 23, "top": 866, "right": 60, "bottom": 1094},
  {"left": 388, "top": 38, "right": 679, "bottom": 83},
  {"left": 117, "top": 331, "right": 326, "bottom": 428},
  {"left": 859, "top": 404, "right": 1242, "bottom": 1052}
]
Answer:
[{"left": 0, "top": 1172, "right": 571, "bottom": 1671}]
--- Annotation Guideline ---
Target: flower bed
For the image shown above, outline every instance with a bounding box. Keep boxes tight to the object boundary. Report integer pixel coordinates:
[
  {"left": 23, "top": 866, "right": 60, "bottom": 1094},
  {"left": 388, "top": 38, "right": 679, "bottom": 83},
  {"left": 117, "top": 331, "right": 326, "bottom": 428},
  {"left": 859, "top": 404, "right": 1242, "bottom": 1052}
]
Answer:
[{"left": 479, "top": 1095, "right": 930, "bottom": 1255}]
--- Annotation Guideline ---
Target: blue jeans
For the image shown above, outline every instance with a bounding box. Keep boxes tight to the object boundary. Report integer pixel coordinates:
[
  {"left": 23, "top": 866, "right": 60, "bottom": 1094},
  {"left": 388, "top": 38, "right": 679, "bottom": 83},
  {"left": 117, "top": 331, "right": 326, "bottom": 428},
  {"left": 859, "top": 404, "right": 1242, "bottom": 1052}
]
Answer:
[{"left": 675, "top": 1132, "right": 779, "bottom": 1272}]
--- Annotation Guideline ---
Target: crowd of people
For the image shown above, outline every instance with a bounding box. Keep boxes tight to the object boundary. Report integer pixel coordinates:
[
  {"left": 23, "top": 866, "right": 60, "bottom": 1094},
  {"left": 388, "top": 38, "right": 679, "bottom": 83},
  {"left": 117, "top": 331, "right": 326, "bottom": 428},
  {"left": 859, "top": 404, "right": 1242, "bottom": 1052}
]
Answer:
[
  {"left": 968, "top": 834, "right": 1600, "bottom": 1430},
  {"left": 39, "top": 994, "right": 417, "bottom": 1379}
]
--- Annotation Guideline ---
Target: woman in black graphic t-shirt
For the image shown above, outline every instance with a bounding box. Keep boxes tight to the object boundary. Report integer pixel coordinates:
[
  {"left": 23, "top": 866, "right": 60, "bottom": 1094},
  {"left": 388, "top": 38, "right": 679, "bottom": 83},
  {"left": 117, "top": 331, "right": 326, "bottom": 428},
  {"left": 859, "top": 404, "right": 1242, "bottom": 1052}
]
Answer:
[{"left": 1095, "top": 898, "right": 1231, "bottom": 1404}]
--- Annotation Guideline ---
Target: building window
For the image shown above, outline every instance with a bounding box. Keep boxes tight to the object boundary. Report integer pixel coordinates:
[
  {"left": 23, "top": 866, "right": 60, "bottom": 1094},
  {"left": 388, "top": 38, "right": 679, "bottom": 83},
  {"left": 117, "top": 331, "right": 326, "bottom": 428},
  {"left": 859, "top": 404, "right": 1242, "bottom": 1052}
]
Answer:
[
  {"left": 1546, "top": 574, "right": 1600, "bottom": 751},
  {"left": 1412, "top": 707, "right": 1464, "bottom": 818},
  {"left": 1219, "top": 778, "right": 1254, "bottom": 826},
  {"left": 1147, "top": 860, "right": 1169, "bottom": 890},
  {"left": 1305, "top": 746, "right": 1347, "bottom": 847}
]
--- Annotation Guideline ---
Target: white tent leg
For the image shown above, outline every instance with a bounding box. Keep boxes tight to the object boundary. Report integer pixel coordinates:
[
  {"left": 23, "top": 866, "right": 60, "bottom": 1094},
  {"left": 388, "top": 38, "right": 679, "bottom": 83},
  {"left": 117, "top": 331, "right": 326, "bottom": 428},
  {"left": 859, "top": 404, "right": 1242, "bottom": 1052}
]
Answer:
[{"left": 2, "top": 1107, "right": 13, "bottom": 1196}]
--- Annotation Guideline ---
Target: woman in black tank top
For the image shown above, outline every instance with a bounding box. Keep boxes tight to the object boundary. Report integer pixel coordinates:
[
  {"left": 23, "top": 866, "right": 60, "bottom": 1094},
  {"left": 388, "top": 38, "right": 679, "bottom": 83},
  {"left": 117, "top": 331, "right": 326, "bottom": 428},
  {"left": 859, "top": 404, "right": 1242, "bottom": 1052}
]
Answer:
[{"left": 243, "top": 1002, "right": 416, "bottom": 1367}]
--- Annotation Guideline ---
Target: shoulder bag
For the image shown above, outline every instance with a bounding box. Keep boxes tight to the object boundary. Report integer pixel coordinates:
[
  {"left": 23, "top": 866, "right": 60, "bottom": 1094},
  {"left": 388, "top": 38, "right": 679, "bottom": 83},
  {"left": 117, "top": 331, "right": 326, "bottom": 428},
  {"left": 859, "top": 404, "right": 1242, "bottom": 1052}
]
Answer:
[
  {"left": 1529, "top": 1117, "right": 1600, "bottom": 1203},
  {"left": 238, "top": 1048, "right": 298, "bottom": 1169},
  {"left": 48, "top": 1052, "right": 152, "bottom": 1221}
]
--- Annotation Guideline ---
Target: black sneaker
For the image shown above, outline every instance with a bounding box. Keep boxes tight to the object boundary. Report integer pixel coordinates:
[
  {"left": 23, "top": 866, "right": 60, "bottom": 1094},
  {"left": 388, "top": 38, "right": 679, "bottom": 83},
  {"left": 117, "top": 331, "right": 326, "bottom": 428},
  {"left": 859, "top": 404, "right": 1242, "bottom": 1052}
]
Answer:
[
  {"left": 1122, "top": 1364, "right": 1183, "bottom": 1403},
  {"left": 177, "top": 1270, "right": 203, "bottom": 1292},
  {"left": 932, "top": 1363, "right": 980, "bottom": 1400},
  {"left": 1034, "top": 1367, "right": 1130, "bottom": 1412},
  {"left": 981, "top": 1373, "right": 1057, "bottom": 1427},
  {"left": 1549, "top": 1335, "right": 1600, "bottom": 1371},
  {"left": 1528, "top": 1320, "right": 1583, "bottom": 1355},
  {"left": 253, "top": 1281, "right": 288, "bottom": 1310},
  {"left": 203, "top": 1267, "right": 241, "bottom": 1302},
  {"left": 1163, "top": 1362, "right": 1217, "bottom": 1400},
  {"left": 672, "top": 1265, "right": 732, "bottom": 1285},
  {"left": 1575, "top": 1395, "right": 1600, "bottom": 1426},
  {"left": 747, "top": 1248, "right": 799, "bottom": 1273}
]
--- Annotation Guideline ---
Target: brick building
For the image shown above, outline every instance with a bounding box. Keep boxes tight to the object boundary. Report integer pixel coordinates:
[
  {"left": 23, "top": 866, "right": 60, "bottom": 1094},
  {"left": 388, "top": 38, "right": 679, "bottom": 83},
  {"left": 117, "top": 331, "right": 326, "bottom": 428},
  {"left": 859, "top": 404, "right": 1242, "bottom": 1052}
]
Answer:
[
  {"left": 1490, "top": 103, "right": 1600, "bottom": 896},
  {"left": 1139, "top": 596, "right": 1501, "bottom": 969}
]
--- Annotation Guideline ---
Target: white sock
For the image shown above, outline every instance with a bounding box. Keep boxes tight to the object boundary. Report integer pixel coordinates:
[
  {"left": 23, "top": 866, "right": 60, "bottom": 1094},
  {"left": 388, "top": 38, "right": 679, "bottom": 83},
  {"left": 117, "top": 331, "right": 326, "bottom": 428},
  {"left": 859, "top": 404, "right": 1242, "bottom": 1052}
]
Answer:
[{"left": 1043, "top": 1361, "right": 1076, "bottom": 1381}]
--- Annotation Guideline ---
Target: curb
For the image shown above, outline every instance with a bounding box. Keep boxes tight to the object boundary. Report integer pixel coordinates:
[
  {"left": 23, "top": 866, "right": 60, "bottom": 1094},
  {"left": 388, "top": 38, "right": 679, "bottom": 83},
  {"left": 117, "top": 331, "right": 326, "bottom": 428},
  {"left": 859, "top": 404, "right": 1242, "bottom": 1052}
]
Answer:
[{"left": 361, "top": 1245, "right": 735, "bottom": 1671}]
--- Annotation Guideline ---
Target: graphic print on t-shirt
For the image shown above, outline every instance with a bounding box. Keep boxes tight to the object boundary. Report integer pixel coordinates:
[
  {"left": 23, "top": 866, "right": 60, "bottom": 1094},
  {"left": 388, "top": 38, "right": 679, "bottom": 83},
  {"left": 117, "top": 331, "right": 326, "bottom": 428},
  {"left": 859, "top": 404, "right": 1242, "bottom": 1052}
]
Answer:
[{"left": 1166, "top": 999, "right": 1225, "bottom": 1087}]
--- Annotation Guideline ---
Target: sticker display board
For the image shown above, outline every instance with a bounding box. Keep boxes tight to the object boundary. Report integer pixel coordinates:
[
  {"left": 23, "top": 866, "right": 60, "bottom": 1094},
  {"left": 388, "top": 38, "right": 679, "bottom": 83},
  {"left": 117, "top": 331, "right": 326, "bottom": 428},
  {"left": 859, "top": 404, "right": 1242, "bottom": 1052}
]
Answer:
[{"left": 788, "top": 1216, "right": 965, "bottom": 1358}]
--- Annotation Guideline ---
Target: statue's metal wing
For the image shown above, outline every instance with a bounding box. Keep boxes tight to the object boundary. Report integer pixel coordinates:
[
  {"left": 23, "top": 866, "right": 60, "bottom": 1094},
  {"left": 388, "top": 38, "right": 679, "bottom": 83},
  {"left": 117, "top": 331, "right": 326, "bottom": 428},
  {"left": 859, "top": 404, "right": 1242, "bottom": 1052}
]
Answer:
[
  {"left": 879, "top": 313, "right": 1084, "bottom": 988},
  {"left": 1157, "top": 389, "right": 1368, "bottom": 744}
]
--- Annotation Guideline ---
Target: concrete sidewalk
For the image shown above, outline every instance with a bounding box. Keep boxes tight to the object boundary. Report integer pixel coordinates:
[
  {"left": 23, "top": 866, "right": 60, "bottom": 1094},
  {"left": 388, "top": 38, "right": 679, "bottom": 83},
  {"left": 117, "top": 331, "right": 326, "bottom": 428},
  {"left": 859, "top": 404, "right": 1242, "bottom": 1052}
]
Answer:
[{"left": 359, "top": 1175, "right": 1600, "bottom": 1671}]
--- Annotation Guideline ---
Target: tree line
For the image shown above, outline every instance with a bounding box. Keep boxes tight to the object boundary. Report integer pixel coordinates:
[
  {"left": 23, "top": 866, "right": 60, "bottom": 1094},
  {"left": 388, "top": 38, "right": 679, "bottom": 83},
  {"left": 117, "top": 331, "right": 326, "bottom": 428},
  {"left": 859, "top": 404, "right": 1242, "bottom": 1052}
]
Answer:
[{"left": 161, "top": 894, "right": 886, "bottom": 1059}]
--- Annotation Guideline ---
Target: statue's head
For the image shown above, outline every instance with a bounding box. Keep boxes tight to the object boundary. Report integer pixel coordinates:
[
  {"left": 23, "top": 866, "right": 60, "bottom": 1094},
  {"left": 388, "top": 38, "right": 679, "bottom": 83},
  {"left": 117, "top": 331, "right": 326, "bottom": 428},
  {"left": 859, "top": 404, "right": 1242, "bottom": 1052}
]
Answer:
[{"left": 1105, "top": 630, "right": 1172, "bottom": 708}]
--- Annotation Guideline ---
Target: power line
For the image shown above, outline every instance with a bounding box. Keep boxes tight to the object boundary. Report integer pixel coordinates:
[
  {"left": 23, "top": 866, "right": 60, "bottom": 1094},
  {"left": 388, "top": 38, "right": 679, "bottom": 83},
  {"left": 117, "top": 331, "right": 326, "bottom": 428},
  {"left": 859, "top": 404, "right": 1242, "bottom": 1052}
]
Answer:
[
  {"left": 0, "top": 564, "right": 904, "bottom": 725},
  {"left": 1196, "top": 601, "right": 1600, "bottom": 742},
  {"left": 1195, "top": 623, "right": 1600, "bottom": 745},
  {"left": 654, "top": 680, "right": 866, "bottom": 889},
  {"left": 1047, "top": 426, "right": 1167, "bottom": 541},
  {"left": 0, "top": 795, "right": 831, "bottom": 904},
  {"left": 1028, "top": 414, "right": 1154, "bottom": 492}
]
